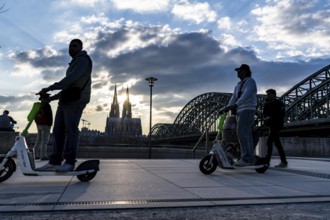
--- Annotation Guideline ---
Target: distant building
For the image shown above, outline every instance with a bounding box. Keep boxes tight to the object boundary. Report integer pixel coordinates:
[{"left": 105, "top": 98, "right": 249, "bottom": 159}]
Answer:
[{"left": 105, "top": 85, "right": 142, "bottom": 142}]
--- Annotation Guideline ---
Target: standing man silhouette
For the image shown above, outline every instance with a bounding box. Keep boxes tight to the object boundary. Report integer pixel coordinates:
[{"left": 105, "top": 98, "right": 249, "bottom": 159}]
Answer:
[
  {"left": 263, "top": 89, "right": 288, "bottom": 168},
  {"left": 37, "top": 39, "right": 92, "bottom": 172}
]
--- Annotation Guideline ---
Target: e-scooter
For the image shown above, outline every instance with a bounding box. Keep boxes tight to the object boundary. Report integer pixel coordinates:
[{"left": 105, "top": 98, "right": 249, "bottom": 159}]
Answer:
[
  {"left": 199, "top": 111, "right": 269, "bottom": 175},
  {"left": 0, "top": 96, "right": 100, "bottom": 183}
]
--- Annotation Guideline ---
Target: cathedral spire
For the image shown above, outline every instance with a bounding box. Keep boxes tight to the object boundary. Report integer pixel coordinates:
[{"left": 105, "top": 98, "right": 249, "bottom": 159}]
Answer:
[
  {"left": 122, "top": 86, "right": 132, "bottom": 118},
  {"left": 109, "top": 84, "right": 120, "bottom": 118},
  {"left": 126, "top": 86, "right": 130, "bottom": 102}
]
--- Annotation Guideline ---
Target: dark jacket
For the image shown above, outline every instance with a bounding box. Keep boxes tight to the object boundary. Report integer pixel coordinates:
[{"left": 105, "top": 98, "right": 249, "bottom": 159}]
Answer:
[
  {"left": 263, "top": 98, "right": 285, "bottom": 129},
  {"left": 0, "top": 114, "right": 16, "bottom": 131},
  {"left": 46, "top": 51, "right": 93, "bottom": 104}
]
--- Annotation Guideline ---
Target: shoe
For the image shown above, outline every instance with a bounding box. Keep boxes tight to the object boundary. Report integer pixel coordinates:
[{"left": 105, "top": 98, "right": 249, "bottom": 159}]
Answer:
[
  {"left": 36, "top": 163, "right": 59, "bottom": 171},
  {"left": 234, "top": 160, "right": 255, "bottom": 167},
  {"left": 56, "top": 163, "right": 74, "bottom": 172},
  {"left": 275, "top": 162, "right": 288, "bottom": 168}
]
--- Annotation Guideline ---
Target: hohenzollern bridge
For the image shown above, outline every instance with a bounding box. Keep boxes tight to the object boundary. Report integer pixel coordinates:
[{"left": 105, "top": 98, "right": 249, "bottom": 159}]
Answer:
[{"left": 152, "top": 64, "right": 330, "bottom": 140}]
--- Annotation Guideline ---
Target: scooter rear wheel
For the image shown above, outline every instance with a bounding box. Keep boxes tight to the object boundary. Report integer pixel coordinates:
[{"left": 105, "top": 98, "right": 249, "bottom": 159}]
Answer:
[
  {"left": 255, "top": 164, "right": 269, "bottom": 173},
  {"left": 0, "top": 157, "right": 16, "bottom": 183},
  {"left": 199, "top": 155, "right": 217, "bottom": 174},
  {"left": 76, "top": 160, "right": 99, "bottom": 182},
  {"left": 255, "top": 157, "right": 269, "bottom": 174}
]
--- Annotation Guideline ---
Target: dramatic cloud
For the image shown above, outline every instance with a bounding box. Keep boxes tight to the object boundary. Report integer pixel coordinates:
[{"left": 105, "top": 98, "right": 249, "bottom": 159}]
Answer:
[
  {"left": 251, "top": 0, "right": 330, "bottom": 59},
  {"left": 1, "top": 0, "right": 329, "bottom": 134}
]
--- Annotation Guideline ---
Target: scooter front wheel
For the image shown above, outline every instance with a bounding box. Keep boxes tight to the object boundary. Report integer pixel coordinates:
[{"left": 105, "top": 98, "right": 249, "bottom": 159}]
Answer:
[
  {"left": 0, "top": 157, "right": 16, "bottom": 183},
  {"left": 77, "top": 172, "right": 97, "bottom": 182},
  {"left": 199, "top": 155, "right": 217, "bottom": 174}
]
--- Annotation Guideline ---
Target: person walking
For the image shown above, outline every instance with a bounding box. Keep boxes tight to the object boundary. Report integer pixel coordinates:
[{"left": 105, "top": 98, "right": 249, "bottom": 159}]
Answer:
[
  {"left": 0, "top": 110, "right": 17, "bottom": 131},
  {"left": 225, "top": 64, "right": 257, "bottom": 167},
  {"left": 34, "top": 93, "right": 53, "bottom": 160},
  {"left": 263, "top": 89, "right": 288, "bottom": 168},
  {"left": 37, "top": 39, "right": 93, "bottom": 172}
]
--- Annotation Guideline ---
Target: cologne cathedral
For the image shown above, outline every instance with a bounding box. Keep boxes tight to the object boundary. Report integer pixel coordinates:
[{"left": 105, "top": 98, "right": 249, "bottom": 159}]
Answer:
[{"left": 105, "top": 85, "right": 142, "bottom": 142}]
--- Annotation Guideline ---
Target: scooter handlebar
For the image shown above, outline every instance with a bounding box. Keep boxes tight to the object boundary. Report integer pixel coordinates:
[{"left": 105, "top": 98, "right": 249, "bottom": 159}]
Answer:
[
  {"left": 218, "top": 107, "right": 229, "bottom": 115},
  {"left": 35, "top": 91, "right": 51, "bottom": 103}
]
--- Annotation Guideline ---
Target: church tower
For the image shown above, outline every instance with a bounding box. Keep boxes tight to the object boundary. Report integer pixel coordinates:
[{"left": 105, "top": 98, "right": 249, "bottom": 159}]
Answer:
[
  {"left": 109, "top": 85, "right": 120, "bottom": 118},
  {"left": 105, "top": 84, "right": 142, "bottom": 142},
  {"left": 122, "top": 87, "right": 132, "bottom": 118}
]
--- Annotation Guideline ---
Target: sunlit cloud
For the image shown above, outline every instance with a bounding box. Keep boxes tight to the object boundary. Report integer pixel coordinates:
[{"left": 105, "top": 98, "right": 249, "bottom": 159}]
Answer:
[
  {"left": 217, "top": 17, "right": 231, "bottom": 30},
  {"left": 172, "top": 1, "right": 217, "bottom": 24},
  {"left": 251, "top": 0, "right": 330, "bottom": 58},
  {"left": 112, "top": 0, "right": 170, "bottom": 13},
  {"left": 11, "top": 62, "right": 40, "bottom": 78},
  {"left": 219, "top": 34, "right": 241, "bottom": 50},
  {"left": 54, "top": 0, "right": 109, "bottom": 8}
]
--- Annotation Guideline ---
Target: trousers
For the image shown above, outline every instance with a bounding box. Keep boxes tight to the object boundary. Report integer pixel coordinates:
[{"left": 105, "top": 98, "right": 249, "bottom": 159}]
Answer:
[
  {"left": 49, "top": 102, "right": 86, "bottom": 165},
  {"left": 236, "top": 109, "right": 255, "bottom": 163},
  {"left": 266, "top": 127, "right": 287, "bottom": 164},
  {"left": 34, "top": 125, "right": 51, "bottom": 159}
]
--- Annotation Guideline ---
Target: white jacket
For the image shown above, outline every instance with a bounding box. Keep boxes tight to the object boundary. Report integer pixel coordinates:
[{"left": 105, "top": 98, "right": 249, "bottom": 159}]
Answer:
[{"left": 227, "top": 77, "right": 257, "bottom": 113}]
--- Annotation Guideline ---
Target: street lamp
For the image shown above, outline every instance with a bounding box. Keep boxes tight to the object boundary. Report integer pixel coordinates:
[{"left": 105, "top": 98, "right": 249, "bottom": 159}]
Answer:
[{"left": 145, "top": 76, "right": 157, "bottom": 159}]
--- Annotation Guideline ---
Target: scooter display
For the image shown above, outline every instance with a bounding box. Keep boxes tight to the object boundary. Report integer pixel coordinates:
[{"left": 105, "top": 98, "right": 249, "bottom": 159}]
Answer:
[
  {"left": 0, "top": 96, "right": 100, "bottom": 183},
  {"left": 199, "top": 112, "right": 269, "bottom": 175}
]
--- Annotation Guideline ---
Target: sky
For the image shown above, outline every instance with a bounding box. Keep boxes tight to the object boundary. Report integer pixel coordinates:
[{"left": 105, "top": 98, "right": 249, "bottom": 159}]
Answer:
[{"left": 0, "top": 0, "right": 330, "bottom": 135}]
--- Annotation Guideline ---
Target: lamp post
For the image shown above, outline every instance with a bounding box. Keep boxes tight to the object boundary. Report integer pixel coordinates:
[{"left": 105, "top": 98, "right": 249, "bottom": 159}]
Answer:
[{"left": 145, "top": 76, "right": 157, "bottom": 159}]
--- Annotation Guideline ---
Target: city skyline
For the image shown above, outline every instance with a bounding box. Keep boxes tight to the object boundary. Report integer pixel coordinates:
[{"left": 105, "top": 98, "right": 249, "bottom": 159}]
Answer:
[{"left": 0, "top": 0, "right": 329, "bottom": 134}]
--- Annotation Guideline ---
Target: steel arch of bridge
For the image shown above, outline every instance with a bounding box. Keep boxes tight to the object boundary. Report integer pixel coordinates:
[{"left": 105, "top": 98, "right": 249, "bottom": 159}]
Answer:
[
  {"left": 280, "top": 65, "right": 330, "bottom": 123},
  {"left": 152, "top": 64, "right": 330, "bottom": 138},
  {"left": 152, "top": 92, "right": 266, "bottom": 137},
  {"left": 171, "top": 92, "right": 231, "bottom": 136}
]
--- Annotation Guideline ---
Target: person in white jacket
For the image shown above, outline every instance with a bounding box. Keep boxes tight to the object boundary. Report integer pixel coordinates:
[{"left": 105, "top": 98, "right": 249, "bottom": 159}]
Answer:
[{"left": 225, "top": 64, "right": 257, "bottom": 166}]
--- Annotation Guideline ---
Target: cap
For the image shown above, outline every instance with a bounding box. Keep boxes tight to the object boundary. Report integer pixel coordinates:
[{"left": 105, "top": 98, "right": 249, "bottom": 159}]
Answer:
[
  {"left": 3, "top": 110, "right": 9, "bottom": 114},
  {"left": 235, "top": 64, "right": 251, "bottom": 73}
]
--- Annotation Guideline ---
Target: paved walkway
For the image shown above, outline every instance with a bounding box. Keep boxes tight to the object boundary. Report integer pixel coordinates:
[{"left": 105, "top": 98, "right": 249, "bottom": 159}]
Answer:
[{"left": 1, "top": 157, "right": 330, "bottom": 213}]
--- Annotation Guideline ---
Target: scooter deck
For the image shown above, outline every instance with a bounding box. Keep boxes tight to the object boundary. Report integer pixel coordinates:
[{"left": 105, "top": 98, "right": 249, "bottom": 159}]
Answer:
[
  {"left": 221, "top": 164, "right": 268, "bottom": 169},
  {"left": 234, "top": 164, "right": 268, "bottom": 169},
  {"left": 23, "top": 169, "right": 97, "bottom": 176}
]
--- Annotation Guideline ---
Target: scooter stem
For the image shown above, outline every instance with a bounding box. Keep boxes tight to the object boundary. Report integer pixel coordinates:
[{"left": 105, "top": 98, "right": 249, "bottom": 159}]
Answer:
[{"left": 21, "top": 102, "right": 42, "bottom": 136}]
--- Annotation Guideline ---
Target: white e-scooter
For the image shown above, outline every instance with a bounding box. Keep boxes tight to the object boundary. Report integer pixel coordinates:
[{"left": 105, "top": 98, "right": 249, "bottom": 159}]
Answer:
[
  {"left": 199, "top": 111, "right": 269, "bottom": 175},
  {"left": 199, "top": 135, "right": 269, "bottom": 174},
  {"left": 0, "top": 98, "right": 100, "bottom": 183}
]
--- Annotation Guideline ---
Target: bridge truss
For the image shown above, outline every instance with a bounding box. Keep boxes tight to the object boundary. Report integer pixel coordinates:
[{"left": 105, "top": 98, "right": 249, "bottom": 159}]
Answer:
[
  {"left": 152, "top": 92, "right": 266, "bottom": 138},
  {"left": 152, "top": 65, "right": 330, "bottom": 138},
  {"left": 280, "top": 65, "right": 330, "bottom": 123}
]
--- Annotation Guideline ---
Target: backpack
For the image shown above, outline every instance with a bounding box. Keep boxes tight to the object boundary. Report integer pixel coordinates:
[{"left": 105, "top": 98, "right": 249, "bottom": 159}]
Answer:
[{"left": 35, "top": 109, "right": 48, "bottom": 125}]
